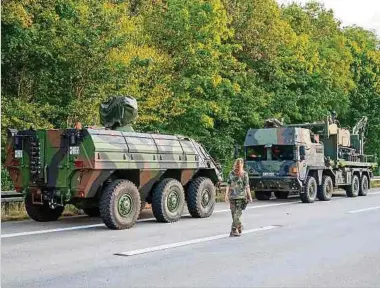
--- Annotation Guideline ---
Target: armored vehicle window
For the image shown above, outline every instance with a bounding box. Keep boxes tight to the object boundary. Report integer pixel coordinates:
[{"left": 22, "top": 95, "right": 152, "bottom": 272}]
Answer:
[
  {"left": 271, "top": 145, "right": 294, "bottom": 161},
  {"left": 246, "top": 146, "right": 267, "bottom": 161}
]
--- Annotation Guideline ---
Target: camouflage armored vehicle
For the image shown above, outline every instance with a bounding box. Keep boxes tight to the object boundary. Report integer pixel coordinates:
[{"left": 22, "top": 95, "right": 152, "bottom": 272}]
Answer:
[
  {"left": 244, "top": 114, "right": 377, "bottom": 203},
  {"left": 5, "top": 96, "right": 222, "bottom": 229}
]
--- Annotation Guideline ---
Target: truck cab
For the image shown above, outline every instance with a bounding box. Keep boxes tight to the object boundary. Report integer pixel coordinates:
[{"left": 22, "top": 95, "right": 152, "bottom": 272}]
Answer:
[{"left": 244, "top": 127, "right": 324, "bottom": 200}]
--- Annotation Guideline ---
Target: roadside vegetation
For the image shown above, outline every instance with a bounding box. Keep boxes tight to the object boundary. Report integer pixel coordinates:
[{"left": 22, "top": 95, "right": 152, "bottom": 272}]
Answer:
[{"left": 2, "top": 0, "right": 379, "bottom": 189}]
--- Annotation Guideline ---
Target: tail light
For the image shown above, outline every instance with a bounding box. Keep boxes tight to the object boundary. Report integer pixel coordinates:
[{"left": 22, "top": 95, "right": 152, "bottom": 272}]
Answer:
[{"left": 74, "top": 160, "right": 84, "bottom": 169}]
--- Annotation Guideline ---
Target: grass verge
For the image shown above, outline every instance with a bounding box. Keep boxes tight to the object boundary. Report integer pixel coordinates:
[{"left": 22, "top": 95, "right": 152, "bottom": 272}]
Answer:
[{"left": 1, "top": 203, "right": 84, "bottom": 222}]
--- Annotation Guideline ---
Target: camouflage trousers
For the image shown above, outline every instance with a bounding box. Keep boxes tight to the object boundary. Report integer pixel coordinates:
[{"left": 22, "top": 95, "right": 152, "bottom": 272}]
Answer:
[{"left": 229, "top": 199, "right": 245, "bottom": 230}]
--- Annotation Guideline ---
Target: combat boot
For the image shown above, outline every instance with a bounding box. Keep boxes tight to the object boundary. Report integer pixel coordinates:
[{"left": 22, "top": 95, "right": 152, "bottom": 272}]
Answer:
[
  {"left": 230, "top": 228, "right": 240, "bottom": 237},
  {"left": 237, "top": 225, "right": 244, "bottom": 234}
]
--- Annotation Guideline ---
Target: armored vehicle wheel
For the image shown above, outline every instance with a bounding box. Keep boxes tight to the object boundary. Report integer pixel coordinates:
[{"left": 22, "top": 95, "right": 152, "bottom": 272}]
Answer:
[
  {"left": 359, "top": 175, "right": 369, "bottom": 196},
  {"left": 99, "top": 179, "right": 141, "bottom": 230},
  {"left": 152, "top": 178, "right": 185, "bottom": 223},
  {"left": 83, "top": 207, "right": 100, "bottom": 217},
  {"left": 274, "top": 192, "right": 289, "bottom": 199},
  {"left": 255, "top": 191, "right": 271, "bottom": 200},
  {"left": 317, "top": 175, "right": 333, "bottom": 201},
  {"left": 346, "top": 175, "right": 359, "bottom": 198},
  {"left": 300, "top": 176, "right": 317, "bottom": 203},
  {"left": 25, "top": 193, "right": 64, "bottom": 222},
  {"left": 186, "top": 177, "right": 216, "bottom": 218}
]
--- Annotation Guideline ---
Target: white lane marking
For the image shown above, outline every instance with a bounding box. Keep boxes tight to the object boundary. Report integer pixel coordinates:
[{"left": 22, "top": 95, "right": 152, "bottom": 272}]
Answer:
[
  {"left": 0, "top": 224, "right": 105, "bottom": 238},
  {"left": 348, "top": 205, "right": 380, "bottom": 214},
  {"left": 369, "top": 191, "right": 380, "bottom": 195},
  {"left": 115, "top": 225, "right": 279, "bottom": 256},
  {"left": 1, "top": 202, "right": 293, "bottom": 239},
  {"left": 213, "top": 201, "right": 295, "bottom": 214},
  {"left": 0, "top": 217, "right": 156, "bottom": 239},
  {"left": 3, "top": 191, "right": 379, "bottom": 239}
]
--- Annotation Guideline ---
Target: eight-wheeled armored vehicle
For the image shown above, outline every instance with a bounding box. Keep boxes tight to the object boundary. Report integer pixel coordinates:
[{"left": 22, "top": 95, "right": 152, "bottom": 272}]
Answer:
[{"left": 5, "top": 96, "right": 222, "bottom": 229}]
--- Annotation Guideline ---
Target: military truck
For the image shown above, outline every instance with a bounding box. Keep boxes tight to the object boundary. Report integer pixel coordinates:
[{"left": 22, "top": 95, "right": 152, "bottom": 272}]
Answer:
[
  {"left": 243, "top": 114, "right": 377, "bottom": 203},
  {"left": 5, "top": 96, "right": 222, "bottom": 229}
]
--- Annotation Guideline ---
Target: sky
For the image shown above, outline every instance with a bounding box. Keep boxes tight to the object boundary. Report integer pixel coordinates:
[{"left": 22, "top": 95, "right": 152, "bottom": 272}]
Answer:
[{"left": 277, "top": 0, "right": 380, "bottom": 36}]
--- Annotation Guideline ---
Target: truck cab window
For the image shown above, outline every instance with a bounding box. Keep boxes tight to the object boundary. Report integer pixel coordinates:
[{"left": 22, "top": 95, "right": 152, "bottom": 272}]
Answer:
[
  {"left": 271, "top": 145, "right": 294, "bottom": 161},
  {"left": 246, "top": 146, "right": 267, "bottom": 161}
]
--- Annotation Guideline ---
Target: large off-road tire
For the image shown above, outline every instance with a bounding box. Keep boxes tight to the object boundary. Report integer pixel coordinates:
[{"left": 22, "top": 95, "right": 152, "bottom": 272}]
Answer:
[
  {"left": 274, "top": 191, "right": 289, "bottom": 199},
  {"left": 99, "top": 179, "right": 141, "bottom": 230},
  {"left": 152, "top": 178, "right": 185, "bottom": 223},
  {"left": 186, "top": 177, "right": 216, "bottom": 218},
  {"left": 300, "top": 176, "right": 317, "bottom": 203},
  {"left": 255, "top": 191, "right": 272, "bottom": 201},
  {"left": 25, "top": 193, "right": 64, "bottom": 222},
  {"left": 317, "top": 175, "right": 333, "bottom": 201},
  {"left": 83, "top": 207, "right": 100, "bottom": 217},
  {"left": 346, "top": 174, "right": 360, "bottom": 198},
  {"left": 359, "top": 174, "right": 369, "bottom": 196}
]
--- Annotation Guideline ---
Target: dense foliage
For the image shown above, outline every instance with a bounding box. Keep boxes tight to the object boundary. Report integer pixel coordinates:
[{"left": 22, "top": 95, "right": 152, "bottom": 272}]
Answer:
[{"left": 2, "top": 0, "right": 380, "bottom": 188}]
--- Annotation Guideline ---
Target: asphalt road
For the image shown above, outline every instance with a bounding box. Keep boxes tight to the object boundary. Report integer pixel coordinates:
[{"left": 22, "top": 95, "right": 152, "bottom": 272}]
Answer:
[{"left": 2, "top": 189, "right": 380, "bottom": 288}]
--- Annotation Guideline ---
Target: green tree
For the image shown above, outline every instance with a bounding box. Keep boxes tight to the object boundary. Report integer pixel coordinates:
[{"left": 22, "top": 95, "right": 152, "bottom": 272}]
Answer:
[
  {"left": 144, "top": 0, "right": 268, "bottom": 160},
  {"left": 342, "top": 27, "right": 380, "bottom": 162}
]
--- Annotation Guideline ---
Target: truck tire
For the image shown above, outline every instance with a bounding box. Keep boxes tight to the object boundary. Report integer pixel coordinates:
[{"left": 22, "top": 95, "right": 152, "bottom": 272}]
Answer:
[
  {"left": 99, "top": 179, "right": 141, "bottom": 230},
  {"left": 255, "top": 191, "right": 271, "bottom": 200},
  {"left": 274, "top": 192, "right": 289, "bottom": 199},
  {"left": 186, "top": 177, "right": 216, "bottom": 218},
  {"left": 152, "top": 178, "right": 185, "bottom": 223},
  {"left": 346, "top": 175, "right": 359, "bottom": 198},
  {"left": 359, "top": 175, "right": 369, "bottom": 196},
  {"left": 317, "top": 175, "right": 333, "bottom": 201},
  {"left": 25, "top": 193, "right": 64, "bottom": 222},
  {"left": 83, "top": 207, "right": 100, "bottom": 217},
  {"left": 300, "top": 176, "right": 317, "bottom": 203}
]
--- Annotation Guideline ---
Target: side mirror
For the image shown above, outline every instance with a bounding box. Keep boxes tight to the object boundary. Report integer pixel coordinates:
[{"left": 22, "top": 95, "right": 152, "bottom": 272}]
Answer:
[{"left": 300, "top": 146, "right": 306, "bottom": 161}]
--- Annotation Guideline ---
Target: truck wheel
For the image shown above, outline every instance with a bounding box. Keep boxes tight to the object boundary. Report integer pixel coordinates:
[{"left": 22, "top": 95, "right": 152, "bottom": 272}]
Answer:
[
  {"left": 255, "top": 191, "right": 271, "bottom": 200},
  {"left": 317, "top": 175, "right": 333, "bottom": 201},
  {"left": 99, "top": 179, "right": 141, "bottom": 230},
  {"left": 274, "top": 192, "right": 289, "bottom": 199},
  {"left": 300, "top": 176, "right": 317, "bottom": 203},
  {"left": 346, "top": 175, "right": 359, "bottom": 198},
  {"left": 83, "top": 207, "right": 100, "bottom": 217},
  {"left": 152, "top": 178, "right": 185, "bottom": 223},
  {"left": 25, "top": 193, "right": 64, "bottom": 222},
  {"left": 359, "top": 175, "right": 369, "bottom": 196},
  {"left": 186, "top": 177, "right": 216, "bottom": 218}
]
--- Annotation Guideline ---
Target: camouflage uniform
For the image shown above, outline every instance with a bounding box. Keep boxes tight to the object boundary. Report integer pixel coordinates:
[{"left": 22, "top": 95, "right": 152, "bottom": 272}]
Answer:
[{"left": 227, "top": 170, "right": 249, "bottom": 235}]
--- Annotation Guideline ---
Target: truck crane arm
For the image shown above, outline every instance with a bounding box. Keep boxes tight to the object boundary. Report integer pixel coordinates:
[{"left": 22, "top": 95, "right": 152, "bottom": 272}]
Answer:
[{"left": 352, "top": 116, "right": 368, "bottom": 136}]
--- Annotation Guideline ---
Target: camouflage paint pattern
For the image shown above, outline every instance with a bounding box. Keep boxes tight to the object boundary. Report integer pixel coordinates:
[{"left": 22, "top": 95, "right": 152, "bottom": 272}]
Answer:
[
  {"left": 5, "top": 127, "right": 222, "bottom": 207},
  {"left": 244, "top": 116, "right": 376, "bottom": 193}
]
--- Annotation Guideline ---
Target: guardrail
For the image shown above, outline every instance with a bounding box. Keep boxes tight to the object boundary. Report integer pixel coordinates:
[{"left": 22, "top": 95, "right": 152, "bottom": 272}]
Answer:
[
  {"left": 1, "top": 176, "right": 380, "bottom": 203},
  {"left": 1, "top": 191, "right": 23, "bottom": 203}
]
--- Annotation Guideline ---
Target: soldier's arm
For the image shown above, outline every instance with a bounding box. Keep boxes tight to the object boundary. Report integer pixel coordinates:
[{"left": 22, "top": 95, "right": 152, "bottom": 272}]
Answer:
[
  {"left": 225, "top": 173, "right": 231, "bottom": 203},
  {"left": 245, "top": 173, "right": 253, "bottom": 202},
  {"left": 224, "top": 185, "right": 230, "bottom": 203}
]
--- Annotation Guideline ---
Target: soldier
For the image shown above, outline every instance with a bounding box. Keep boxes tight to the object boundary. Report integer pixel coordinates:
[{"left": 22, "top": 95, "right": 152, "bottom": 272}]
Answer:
[
  {"left": 74, "top": 121, "right": 82, "bottom": 130},
  {"left": 224, "top": 158, "right": 253, "bottom": 237}
]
